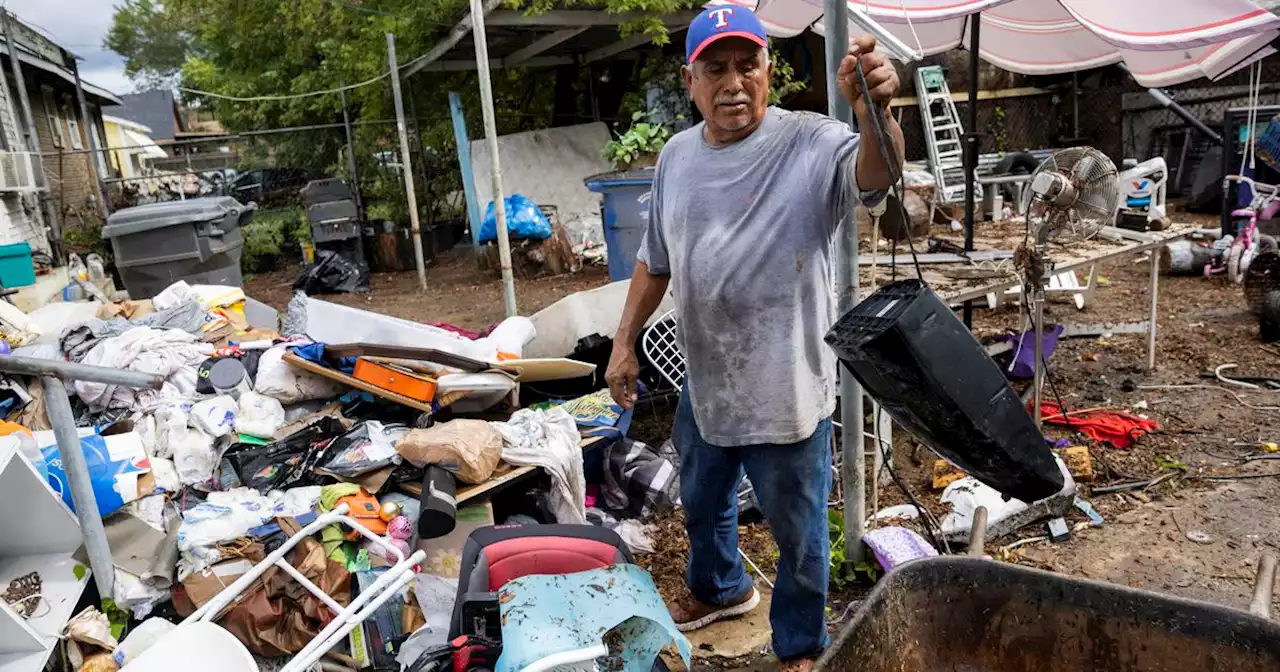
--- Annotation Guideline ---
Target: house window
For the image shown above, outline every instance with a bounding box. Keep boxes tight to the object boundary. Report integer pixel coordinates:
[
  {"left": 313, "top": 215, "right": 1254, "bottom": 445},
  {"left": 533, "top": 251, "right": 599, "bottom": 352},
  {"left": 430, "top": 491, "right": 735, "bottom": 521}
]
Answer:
[
  {"left": 41, "top": 88, "right": 62, "bottom": 148},
  {"left": 64, "top": 100, "right": 83, "bottom": 150}
]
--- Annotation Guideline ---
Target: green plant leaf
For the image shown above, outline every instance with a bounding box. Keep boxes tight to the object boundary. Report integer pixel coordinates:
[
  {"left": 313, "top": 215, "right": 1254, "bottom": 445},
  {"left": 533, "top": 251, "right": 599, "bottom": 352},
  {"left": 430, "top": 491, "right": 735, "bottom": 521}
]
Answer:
[
  {"left": 73, "top": 564, "right": 87, "bottom": 580},
  {"left": 632, "top": 110, "right": 645, "bottom": 121}
]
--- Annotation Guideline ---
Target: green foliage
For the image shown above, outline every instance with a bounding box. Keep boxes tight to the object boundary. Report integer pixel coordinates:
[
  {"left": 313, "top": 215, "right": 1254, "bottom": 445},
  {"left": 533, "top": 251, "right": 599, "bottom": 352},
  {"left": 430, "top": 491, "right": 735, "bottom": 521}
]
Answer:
[
  {"left": 509, "top": 0, "right": 698, "bottom": 46},
  {"left": 988, "top": 105, "right": 1009, "bottom": 153},
  {"left": 769, "top": 48, "right": 807, "bottom": 105},
  {"left": 63, "top": 223, "right": 113, "bottom": 266},
  {"left": 828, "top": 509, "right": 882, "bottom": 588},
  {"left": 603, "top": 110, "right": 679, "bottom": 169},
  {"left": 101, "top": 598, "right": 129, "bottom": 641},
  {"left": 1155, "top": 455, "right": 1188, "bottom": 472},
  {"left": 243, "top": 208, "right": 307, "bottom": 272},
  {"left": 105, "top": 0, "right": 194, "bottom": 88}
]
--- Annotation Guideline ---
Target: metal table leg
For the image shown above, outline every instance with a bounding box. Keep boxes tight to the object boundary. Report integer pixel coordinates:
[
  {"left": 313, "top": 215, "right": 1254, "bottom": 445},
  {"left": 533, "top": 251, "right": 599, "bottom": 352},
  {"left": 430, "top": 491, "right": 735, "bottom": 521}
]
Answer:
[{"left": 1148, "top": 250, "right": 1160, "bottom": 370}]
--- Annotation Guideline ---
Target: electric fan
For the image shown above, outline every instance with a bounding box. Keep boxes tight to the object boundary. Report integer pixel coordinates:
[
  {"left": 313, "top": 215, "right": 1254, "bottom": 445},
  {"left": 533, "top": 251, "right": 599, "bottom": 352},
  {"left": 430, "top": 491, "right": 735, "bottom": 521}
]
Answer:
[
  {"left": 1025, "top": 147, "right": 1122, "bottom": 246},
  {"left": 1017, "top": 148, "right": 1122, "bottom": 424}
]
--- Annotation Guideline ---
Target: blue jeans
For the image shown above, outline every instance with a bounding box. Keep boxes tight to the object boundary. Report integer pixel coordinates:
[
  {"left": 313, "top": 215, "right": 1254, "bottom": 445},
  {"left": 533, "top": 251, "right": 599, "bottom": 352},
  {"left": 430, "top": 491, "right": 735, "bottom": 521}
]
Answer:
[{"left": 673, "top": 389, "right": 832, "bottom": 660}]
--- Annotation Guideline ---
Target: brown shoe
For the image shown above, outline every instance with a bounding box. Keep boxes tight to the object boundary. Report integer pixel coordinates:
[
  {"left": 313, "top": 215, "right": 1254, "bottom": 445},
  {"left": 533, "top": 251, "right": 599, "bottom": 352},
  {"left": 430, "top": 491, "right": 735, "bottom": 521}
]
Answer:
[{"left": 668, "top": 587, "right": 760, "bottom": 632}]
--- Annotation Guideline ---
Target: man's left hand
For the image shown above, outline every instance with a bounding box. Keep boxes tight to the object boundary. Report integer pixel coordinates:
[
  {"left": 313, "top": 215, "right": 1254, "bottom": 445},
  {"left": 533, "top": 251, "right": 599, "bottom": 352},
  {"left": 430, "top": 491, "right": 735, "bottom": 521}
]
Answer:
[{"left": 837, "top": 35, "right": 899, "bottom": 123}]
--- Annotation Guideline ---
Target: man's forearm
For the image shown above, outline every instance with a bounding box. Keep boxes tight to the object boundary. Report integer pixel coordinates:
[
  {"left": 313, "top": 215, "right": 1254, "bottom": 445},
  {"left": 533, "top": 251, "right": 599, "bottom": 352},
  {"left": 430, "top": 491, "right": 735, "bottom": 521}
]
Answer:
[
  {"left": 615, "top": 261, "right": 671, "bottom": 346},
  {"left": 855, "top": 110, "right": 905, "bottom": 191}
]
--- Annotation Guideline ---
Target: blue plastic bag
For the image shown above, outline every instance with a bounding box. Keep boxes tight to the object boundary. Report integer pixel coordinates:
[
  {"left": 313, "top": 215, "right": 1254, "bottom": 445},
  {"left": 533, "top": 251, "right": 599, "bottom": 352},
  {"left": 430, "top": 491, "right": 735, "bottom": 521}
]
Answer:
[{"left": 478, "top": 193, "right": 552, "bottom": 243}]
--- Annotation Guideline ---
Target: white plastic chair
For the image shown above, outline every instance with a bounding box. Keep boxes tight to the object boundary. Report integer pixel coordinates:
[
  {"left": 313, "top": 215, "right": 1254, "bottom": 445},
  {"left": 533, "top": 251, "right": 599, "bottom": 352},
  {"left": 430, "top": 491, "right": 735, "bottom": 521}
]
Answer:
[{"left": 124, "top": 502, "right": 426, "bottom": 672}]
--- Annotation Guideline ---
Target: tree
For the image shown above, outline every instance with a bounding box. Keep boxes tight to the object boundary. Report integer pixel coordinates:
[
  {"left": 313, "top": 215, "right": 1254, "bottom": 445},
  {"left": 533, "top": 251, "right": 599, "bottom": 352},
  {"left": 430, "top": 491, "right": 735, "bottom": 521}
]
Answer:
[{"left": 104, "top": 0, "right": 194, "bottom": 89}]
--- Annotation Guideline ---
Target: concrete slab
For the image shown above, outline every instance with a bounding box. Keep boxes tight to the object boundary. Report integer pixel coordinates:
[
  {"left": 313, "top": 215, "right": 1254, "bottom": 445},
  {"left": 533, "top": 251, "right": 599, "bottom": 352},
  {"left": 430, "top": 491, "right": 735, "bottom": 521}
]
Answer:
[{"left": 682, "top": 588, "right": 773, "bottom": 660}]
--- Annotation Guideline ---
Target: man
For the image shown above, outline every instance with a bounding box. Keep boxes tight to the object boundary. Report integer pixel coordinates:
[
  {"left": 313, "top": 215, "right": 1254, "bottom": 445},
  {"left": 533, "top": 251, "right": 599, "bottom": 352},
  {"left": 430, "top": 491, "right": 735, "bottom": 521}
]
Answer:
[{"left": 604, "top": 5, "right": 903, "bottom": 670}]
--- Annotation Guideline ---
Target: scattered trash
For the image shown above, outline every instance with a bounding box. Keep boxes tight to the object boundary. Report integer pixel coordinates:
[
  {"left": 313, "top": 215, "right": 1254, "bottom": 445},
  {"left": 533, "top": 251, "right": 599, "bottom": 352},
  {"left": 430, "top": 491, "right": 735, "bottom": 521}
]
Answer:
[
  {"left": 1187, "top": 531, "right": 1214, "bottom": 544},
  {"left": 1036, "top": 402, "right": 1159, "bottom": 449},
  {"left": 1073, "top": 497, "right": 1104, "bottom": 527},
  {"left": 1047, "top": 517, "right": 1071, "bottom": 543},
  {"left": 863, "top": 526, "right": 938, "bottom": 571},
  {"left": 931, "top": 459, "right": 968, "bottom": 490},
  {"left": 1063, "top": 446, "right": 1093, "bottom": 481},
  {"left": 940, "top": 458, "right": 1076, "bottom": 543},
  {"left": 871, "top": 504, "right": 924, "bottom": 522}
]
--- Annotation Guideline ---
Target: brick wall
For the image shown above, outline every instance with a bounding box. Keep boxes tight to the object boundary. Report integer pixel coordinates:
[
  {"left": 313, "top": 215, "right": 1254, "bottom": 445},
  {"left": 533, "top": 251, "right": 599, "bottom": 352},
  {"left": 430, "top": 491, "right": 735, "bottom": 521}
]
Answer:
[{"left": 31, "top": 81, "right": 100, "bottom": 228}]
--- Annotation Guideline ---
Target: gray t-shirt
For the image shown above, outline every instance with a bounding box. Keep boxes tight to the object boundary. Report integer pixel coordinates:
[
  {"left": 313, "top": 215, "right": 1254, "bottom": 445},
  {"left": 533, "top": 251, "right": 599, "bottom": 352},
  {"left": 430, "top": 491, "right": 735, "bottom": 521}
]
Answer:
[{"left": 638, "top": 106, "right": 873, "bottom": 447}]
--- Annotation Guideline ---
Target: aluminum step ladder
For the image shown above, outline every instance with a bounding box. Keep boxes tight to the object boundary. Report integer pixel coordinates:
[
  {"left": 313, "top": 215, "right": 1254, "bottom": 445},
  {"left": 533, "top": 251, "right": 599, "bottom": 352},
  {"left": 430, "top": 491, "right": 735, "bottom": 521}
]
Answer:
[{"left": 916, "top": 65, "right": 978, "bottom": 204}]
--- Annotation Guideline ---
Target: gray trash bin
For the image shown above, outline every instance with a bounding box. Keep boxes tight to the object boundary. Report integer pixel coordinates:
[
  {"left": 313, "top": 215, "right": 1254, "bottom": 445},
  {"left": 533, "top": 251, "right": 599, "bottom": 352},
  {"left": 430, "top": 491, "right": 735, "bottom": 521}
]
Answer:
[{"left": 102, "top": 197, "right": 255, "bottom": 300}]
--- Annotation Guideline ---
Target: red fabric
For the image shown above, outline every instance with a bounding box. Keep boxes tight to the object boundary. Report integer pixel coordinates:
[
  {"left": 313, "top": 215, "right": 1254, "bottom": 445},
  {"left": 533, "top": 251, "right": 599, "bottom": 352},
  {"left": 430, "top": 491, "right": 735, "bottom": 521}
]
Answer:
[
  {"left": 483, "top": 536, "right": 618, "bottom": 590},
  {"left": 1036, "top": 402, "right": 1159, "bottom": 449},
  {"left": 430, "top": 322, "right": 482, "bottom": 340}
]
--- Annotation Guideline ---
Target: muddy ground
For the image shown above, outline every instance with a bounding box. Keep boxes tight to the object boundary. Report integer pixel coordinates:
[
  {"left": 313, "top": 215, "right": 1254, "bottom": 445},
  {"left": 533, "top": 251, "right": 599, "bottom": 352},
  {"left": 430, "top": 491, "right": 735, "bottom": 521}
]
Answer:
[{"left": 247, "top": 229, "right": 1280, "bottom": 668}]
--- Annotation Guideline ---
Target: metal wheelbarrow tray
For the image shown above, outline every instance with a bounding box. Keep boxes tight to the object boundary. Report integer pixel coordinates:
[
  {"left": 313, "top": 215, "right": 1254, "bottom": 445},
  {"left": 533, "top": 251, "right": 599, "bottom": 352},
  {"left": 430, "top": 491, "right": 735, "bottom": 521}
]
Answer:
[{"left": 817, "top": 556, "right": 1280, "bottom": 672}]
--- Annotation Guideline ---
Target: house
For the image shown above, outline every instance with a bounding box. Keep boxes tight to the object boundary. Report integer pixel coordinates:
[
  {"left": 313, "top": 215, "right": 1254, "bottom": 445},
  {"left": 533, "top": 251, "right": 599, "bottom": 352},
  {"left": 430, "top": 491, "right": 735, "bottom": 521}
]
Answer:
[
  {"left": 102, "top": 114, "right": 166, "bottom": 179},
  {"left": 106, "top": 91, "right": 235, "bottom": 173},
  {"left": 0, "top": 8, "right": 119, "bottom": 261}
]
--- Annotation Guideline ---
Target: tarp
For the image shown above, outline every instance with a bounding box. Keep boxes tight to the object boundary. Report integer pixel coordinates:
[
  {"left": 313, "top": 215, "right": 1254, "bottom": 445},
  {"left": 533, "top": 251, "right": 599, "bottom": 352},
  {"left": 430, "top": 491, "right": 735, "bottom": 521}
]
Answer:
[{"left": 718, "top": 0, "right": 1280, "bottom": 86}]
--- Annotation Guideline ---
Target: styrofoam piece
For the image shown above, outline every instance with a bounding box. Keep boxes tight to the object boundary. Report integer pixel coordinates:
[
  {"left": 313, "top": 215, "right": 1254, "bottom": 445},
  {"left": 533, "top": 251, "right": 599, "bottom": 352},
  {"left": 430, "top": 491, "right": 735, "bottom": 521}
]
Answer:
[
  {"left": 25, "top": 302, "right": 102, "bottom": 345},
  {"left": 940, "top": 457, "right": 1076, "bottom": 543},
  {"left": 120, "top": 621, "right": 258, "bottom": 672},
  {"left": 301, "top": 298, "right": 496, "bottom": 363},
  {"left": 524, "top": 280, "right": 676, "bottom": 359}
]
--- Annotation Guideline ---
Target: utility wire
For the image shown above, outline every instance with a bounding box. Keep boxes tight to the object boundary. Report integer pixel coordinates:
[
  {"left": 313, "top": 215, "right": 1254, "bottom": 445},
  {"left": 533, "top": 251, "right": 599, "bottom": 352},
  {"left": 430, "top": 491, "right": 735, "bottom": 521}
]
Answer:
[{"left": 179, "top": 49, "right": 433, "bottom": 102}]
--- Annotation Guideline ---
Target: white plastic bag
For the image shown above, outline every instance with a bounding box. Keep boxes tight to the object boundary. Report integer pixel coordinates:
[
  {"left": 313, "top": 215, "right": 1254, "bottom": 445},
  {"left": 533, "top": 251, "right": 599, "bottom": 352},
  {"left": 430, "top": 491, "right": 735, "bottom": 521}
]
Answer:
[
  {"left": 235, "top": 391, "right": 285, "bottom": 439},
  {"left": 172, "top": 426, "right": 215, "bottom": 485},
  {"left": 253, "top": 344, "right": 348, "bottom": 404},
  {"left": 148, "top": 457, "right": 181, "bottom": 493},
  {"left": 152, "top": 402, "right": 193, "bottom": 459},
  {"left": 190, "top": 396, "right": 238, "bottom": 437}
]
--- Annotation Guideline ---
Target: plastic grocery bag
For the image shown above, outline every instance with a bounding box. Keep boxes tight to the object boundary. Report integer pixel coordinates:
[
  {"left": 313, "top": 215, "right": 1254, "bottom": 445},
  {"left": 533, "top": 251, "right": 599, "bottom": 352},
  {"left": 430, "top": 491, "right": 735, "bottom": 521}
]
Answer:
[
  {"left": 236, "top": 391, "right": 286, "bottom": 439},
  {"left": 191, "top": 396, "right": 238, "bottom": 437},
  {"left": 478, "top": 193, "right": 551, "bottom": 244},
  {"left": 224, "top": 417, "right": 345, "bottom": 492},
  {"left": 172, "top": 426, "right": 216, "bottom": 485},
  {"left": 320, "top": 421, "right": 409, "bottom": 478},
  {"left": 254, "top": 344, "right": 348, "bottom": 404}
]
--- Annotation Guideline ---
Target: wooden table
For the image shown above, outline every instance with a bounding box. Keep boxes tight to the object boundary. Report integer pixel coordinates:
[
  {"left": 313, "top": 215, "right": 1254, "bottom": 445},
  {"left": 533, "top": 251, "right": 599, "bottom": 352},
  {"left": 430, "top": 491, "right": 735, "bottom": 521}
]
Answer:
[{"left": 860, "top": 223, "right": 1195, "bottom": 371}]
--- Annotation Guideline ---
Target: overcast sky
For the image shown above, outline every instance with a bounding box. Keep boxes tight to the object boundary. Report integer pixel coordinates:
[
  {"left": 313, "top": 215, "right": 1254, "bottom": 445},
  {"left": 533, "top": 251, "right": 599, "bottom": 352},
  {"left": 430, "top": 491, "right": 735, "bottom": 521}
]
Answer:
[{"left": 7, "top": 0, "right": 132, "bottom": 95}]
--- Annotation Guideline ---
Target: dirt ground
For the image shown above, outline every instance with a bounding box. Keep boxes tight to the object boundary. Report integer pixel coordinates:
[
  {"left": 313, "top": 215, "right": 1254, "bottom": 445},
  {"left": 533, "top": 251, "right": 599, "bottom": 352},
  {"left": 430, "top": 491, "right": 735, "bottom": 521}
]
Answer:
[
  {"left": 244, "top": 250, "right": 611, "bottom": 332},
  {"left": 249, "top": 227, "right": 1280, "bottom": 667}
]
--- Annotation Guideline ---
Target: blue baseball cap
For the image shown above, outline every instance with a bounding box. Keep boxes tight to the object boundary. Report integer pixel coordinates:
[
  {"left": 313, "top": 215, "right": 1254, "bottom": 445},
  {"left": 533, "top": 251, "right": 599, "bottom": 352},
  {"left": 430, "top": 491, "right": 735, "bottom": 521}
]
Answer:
[{"left": 685, "top": 5, "right": 769, "bottom": 64}]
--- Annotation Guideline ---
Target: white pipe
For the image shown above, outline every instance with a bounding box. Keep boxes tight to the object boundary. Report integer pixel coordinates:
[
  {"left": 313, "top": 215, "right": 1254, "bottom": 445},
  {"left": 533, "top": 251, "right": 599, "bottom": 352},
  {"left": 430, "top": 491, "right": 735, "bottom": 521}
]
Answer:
[{"left": 520, "top": 645, "right": 610, "bottom": 672}]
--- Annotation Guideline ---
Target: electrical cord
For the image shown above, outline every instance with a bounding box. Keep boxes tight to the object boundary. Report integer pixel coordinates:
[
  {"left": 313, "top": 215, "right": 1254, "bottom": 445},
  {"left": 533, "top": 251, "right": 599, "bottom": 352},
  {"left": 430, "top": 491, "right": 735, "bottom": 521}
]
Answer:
[
  {"left": 874, "top": 405, "right": 948, "bottom": 553},
  {"left": 851, "top": 59, "right": 924, "bottom": 283}
]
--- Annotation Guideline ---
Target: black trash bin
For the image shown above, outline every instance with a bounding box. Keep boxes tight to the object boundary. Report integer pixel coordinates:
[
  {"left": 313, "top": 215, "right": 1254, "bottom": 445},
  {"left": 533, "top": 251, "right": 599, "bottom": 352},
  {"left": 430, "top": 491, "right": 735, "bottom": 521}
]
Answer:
[{"left": 102, "top": 197, "right": 254, "bottom": 299}]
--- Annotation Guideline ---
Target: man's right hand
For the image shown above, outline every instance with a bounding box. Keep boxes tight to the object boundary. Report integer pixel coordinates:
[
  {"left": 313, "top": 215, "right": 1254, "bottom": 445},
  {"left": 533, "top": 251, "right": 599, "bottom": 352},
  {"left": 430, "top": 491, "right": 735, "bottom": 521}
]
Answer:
[{"left": 605, "top": 345, "right": 641, "bottom": 410}]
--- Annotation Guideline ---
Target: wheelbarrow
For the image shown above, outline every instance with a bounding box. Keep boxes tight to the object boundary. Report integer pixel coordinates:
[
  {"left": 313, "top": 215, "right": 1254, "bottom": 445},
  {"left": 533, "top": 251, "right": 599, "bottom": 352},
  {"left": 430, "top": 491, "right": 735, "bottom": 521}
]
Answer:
[{"left": 817, "top": 508, "right": 1280, "bottom": 672}]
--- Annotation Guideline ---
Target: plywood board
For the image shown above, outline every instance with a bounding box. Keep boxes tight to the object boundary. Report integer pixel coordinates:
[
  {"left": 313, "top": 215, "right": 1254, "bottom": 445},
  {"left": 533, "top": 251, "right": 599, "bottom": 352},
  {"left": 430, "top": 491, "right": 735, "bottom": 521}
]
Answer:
[{"left": 495, "top": 358, "right": 596, "bottom": 382}]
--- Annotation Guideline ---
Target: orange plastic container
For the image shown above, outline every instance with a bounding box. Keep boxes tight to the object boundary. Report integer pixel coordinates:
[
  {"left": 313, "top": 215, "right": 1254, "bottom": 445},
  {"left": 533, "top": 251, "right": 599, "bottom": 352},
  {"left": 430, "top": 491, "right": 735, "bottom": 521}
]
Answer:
[{"left": 352, "top": 358, "right": 437, "bottom": 402}]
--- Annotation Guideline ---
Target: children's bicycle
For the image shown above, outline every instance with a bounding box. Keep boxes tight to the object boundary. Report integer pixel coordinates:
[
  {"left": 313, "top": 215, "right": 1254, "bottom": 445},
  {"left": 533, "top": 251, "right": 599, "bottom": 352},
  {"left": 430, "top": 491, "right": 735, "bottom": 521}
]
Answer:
[{"left": 1212, "top": 175, "right": 1280, "bottom": 283}]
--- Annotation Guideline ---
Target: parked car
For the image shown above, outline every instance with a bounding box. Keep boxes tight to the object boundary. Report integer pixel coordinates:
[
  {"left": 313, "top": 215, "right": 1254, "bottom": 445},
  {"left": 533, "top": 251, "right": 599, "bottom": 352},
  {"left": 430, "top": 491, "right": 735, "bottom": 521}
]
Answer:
[{"left": 230, "top": 168, "right": 317, "bottom": 207}]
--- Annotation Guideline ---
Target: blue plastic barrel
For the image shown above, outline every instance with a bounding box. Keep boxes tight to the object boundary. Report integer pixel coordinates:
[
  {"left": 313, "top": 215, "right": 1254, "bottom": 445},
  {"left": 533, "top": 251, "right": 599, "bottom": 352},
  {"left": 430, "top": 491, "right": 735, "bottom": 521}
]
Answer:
[{"left": 584, "top": 169, "right": 655, "bottom": 282}]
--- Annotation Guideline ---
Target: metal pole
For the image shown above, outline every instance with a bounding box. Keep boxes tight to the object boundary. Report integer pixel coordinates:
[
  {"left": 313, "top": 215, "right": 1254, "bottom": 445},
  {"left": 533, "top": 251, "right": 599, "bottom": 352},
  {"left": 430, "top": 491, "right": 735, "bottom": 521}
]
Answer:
[
  {"left": 71, "top": 58, "right": 109, "bottom": 218},
  {"left": 471, "top": 0, "right": 518, "bottom": 317},
  {"left": 1147, "top": 248, "right": 1159, "bottom": 370},
  {"left": 339, "top": 82, "right": 364, "bottom": 221},
  {"left": 0, "top": 355, "right": 164, "bottom": 387},
  {"left": 962, "top": 13, "right": 981, "bottom": 328},
  {"left": 824, "top": 0, "right": 865, "bottom": 565},
  {"left": 42, "top": 376, "right": 114, "bottom": 600},
  {"left": 1071, "top": 72, "right": 1080, "bottom": 138},
  {"left": 386, "top": 33, "right": 428, "bottom": 291},
  {"left": 1033, "top": 290, "right": 1044, "bottom": 426}
]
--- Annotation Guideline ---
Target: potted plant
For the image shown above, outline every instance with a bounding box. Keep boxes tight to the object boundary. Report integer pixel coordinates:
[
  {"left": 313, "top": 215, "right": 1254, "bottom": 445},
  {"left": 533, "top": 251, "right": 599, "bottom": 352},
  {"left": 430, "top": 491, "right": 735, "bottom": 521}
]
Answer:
[{"left": 603, "top": 110, "right": 679, "bottom": 171}]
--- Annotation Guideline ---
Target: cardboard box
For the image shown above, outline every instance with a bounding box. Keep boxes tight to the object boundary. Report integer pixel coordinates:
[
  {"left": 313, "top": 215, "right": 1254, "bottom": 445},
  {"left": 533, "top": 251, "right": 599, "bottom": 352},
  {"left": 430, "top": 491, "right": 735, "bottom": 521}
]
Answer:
[
  {"left": 416, "top": 501, "right": 494, "bottom": 578},
  {"left": 1063, "top": 446, "right": 1093, "bottom": 482}
]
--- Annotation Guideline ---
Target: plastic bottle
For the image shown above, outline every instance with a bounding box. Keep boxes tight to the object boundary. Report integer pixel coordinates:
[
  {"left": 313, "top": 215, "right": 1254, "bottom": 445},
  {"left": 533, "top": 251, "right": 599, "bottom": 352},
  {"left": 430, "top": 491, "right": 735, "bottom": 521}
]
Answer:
[{"left": 112, "top": 617, "right": 177, "bottom": 666}]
